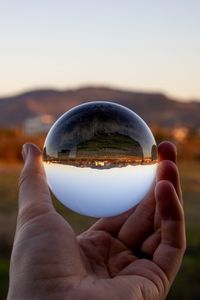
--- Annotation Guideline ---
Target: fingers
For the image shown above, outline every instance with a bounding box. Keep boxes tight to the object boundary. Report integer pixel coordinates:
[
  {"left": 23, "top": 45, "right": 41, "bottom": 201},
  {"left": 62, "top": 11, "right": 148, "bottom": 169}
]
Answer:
[
  {"left": 88, "top": 206, "right": 137, "bottom": 237},
  {"left": 90, "top": 141, "right": 182, "bottom": 254},
  {"left": 117, "top": 188, "right": 155, "bottom": 250},
  {"left": 154, "top": 142, "right": 182, "bottom": 234},
  {"left": 156, "top": 160, "right": 182, "bottom": 204},
  {"left": 116, "top": 142, "right": 182, "bottom": 253},
  {"left": 18, "top": 144, "right": 54, "bottom": 223},
  {"left": 139, "top": 158, "right": 182, "bottom": 256},
  {"left": 158, "top": 141, "right": 177, "bottom": 163},
  {"left": 153, "top": 180, "right": 186, "bottom": 281},
  {"left": 140, "top": 143, "right": 182, "bottom": 255}
]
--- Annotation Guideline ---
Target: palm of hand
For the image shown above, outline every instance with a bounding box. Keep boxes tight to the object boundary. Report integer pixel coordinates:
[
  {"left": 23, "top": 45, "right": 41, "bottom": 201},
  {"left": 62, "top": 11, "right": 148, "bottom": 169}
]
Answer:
[
  {"left": 77, "top": 227, "right": 165, "bottom": 300},
  {"left": 12, "top": 206, "right": 165, "bottom": 300},
  {"left": 8, "top": 142, "right": 185, "bottom": 300}
]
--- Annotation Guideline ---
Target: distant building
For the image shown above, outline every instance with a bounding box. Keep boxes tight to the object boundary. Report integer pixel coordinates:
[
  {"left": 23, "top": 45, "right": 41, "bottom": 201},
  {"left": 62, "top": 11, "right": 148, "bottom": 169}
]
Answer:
[
  {"left": 95, "top": 161, "right": 105, "bottom": 167},
  {"left": 24, "top": 115, "right": 54, "bottom": 135}
]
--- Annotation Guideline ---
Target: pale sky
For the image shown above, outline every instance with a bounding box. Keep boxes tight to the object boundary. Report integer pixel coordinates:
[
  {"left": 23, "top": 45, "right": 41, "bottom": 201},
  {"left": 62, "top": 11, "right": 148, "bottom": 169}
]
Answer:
[{"left": 0, "top": 0, "right": 200, "bottom": 100}]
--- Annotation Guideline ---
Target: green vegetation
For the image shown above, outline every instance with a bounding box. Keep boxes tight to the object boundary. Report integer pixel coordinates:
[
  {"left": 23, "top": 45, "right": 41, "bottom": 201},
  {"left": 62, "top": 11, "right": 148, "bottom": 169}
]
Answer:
[
  {"left": 0, "top": 259, "right": 9, "bottom": 298},
  {"left": 77, "top": 132, "right": 143, "bottom": 158},
  {"left": 166, "top": 161, "right": 200, "bottom": 300}
]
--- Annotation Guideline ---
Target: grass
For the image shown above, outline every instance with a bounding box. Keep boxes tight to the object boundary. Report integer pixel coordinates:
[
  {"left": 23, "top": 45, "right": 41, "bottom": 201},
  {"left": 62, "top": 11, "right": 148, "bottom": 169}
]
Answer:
[
  {"left": 0, "top": 160, "right": 200, "bottom": 299},
  {"left": 0, "top": 259, "right": 9, "bottom": 299},
  {"left": 167, "top": 255, "right": 200, "bottom": 300},
  {"left": 166, "top": 160, "right": 200, "bottom": 300}
]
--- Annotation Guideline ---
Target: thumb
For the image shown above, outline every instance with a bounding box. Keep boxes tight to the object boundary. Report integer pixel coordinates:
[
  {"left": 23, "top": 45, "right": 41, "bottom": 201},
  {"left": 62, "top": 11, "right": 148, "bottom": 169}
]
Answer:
[{"left": 18, "top": 143, "right": 54, "bottom": 223}]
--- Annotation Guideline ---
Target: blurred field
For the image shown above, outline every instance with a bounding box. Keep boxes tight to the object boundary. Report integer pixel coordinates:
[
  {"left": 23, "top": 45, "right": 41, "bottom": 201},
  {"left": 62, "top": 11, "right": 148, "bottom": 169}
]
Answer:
[{"left": 0, "top": 130, "right": 200, "bottom": 299}]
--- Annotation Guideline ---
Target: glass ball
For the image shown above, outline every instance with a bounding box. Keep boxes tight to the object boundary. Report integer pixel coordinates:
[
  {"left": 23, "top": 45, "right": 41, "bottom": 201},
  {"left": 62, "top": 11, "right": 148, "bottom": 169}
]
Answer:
[{"left": 43, "top": 101, "right": 158, "bottom": 218}]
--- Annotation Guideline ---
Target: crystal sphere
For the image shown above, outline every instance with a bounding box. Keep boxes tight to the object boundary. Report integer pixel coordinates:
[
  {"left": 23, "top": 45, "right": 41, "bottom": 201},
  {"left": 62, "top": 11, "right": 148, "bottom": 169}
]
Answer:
[{"left": 43, "top": 101, "right": 158, "bottom": 218}]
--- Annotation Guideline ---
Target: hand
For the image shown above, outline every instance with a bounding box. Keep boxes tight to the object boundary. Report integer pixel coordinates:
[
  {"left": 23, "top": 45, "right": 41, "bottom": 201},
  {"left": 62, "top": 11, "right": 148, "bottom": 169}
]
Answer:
[{"left": 8, "top": 142, "right": 185, "bottom": 300}]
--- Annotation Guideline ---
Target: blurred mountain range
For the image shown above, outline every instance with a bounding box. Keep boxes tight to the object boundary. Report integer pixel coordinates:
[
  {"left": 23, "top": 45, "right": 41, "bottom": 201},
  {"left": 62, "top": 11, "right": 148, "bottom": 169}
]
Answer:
[{"left": 0, "top": 86, "right": 200, "bottom": 128}]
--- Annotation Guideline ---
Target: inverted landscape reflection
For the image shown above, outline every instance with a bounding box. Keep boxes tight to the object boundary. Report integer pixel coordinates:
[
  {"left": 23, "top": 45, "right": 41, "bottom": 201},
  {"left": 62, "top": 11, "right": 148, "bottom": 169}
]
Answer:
[{"left": 43, "top": 101, "right": 158, "bottom": 217}]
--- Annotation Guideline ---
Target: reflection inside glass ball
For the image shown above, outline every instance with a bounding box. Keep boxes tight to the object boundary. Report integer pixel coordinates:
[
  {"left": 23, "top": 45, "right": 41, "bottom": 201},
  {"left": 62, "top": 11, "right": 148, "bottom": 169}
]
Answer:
[{"left": 43, "top": 101, "right": 158, "bottom": 217}]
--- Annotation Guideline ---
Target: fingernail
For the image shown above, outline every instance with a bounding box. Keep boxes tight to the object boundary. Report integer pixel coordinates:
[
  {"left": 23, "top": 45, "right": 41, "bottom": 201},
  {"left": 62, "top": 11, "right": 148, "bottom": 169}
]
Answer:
[{"left": 22, "top": 144, "right": 29, "bottom": 161}]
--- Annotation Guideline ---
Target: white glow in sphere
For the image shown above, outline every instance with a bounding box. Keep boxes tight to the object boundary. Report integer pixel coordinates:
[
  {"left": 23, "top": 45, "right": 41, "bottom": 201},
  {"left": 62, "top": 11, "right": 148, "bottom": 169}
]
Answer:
[{"left": 43, "top": 101, "right": 158, "bottom": 218}]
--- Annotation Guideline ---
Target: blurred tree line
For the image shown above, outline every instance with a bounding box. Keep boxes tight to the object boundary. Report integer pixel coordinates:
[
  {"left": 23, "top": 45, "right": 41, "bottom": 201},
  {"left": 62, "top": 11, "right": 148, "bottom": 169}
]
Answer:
[{"left": 0, "top": 127, "right": 200, "bottom": 163}]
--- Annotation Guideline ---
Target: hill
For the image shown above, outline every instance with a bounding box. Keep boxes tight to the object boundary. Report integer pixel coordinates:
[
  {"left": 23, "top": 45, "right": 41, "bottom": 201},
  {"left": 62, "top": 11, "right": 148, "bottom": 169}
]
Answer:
[{"left": 0, "top": 86, "right": 200, "bottom": 128}]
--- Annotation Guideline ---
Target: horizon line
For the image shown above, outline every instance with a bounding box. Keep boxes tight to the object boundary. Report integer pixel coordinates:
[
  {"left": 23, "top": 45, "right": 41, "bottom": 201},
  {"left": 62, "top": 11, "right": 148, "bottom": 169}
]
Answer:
[{"left": 0, "top": 83, "right": 199, "bottom": 103}]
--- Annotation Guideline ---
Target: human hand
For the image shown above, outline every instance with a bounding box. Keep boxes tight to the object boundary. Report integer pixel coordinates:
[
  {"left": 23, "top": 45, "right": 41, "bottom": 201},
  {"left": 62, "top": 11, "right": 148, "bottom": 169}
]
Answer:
[{"left": 8, "top": 142, "right": 185, "bottom": 300}]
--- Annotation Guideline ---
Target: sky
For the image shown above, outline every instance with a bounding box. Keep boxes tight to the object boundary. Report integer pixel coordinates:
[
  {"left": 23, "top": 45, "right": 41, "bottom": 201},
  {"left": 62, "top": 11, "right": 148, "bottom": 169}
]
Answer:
[{"left": 0, "top": 0, "right": 200, "bottom": 101}]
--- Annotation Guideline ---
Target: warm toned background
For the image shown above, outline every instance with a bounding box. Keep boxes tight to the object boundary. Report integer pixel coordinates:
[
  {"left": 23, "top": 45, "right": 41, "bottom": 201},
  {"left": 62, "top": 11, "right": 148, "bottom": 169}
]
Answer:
[{"left": 1, "top": 2, "right": 200, "bottom": 299}]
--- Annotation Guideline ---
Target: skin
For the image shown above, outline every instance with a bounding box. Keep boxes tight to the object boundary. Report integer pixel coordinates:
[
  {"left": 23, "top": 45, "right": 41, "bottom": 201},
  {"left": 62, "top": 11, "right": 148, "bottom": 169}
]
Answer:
[{"left": 7, "top": 142, "right": 186, "bottom": 300}]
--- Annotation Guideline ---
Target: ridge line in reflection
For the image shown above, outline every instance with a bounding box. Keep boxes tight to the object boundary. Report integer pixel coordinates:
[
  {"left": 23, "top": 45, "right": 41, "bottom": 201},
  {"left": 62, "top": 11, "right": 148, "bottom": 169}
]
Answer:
[{"left": 43, "top": 157, "right": 158, "bottom": 169}]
